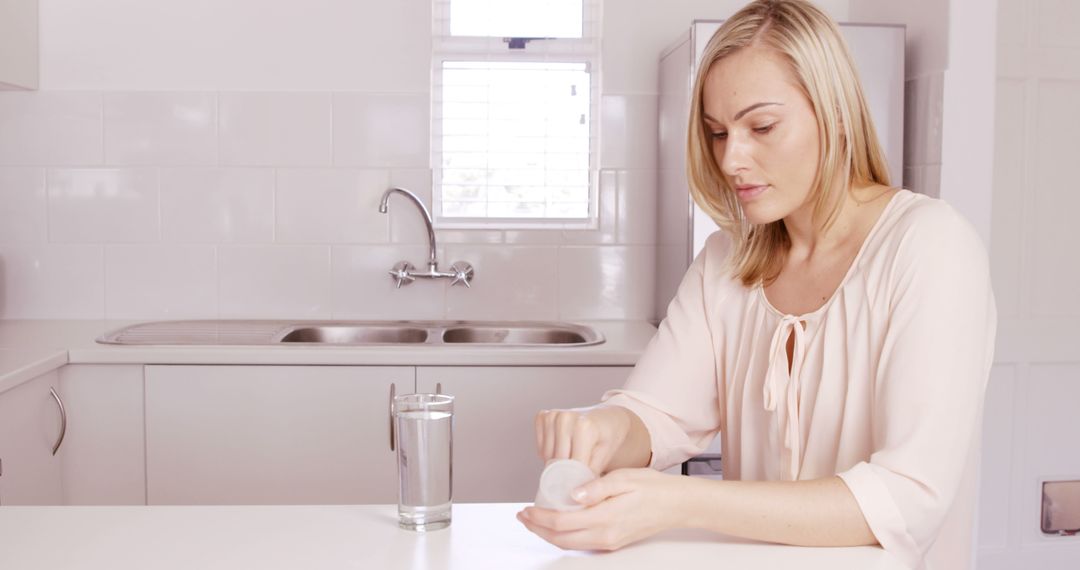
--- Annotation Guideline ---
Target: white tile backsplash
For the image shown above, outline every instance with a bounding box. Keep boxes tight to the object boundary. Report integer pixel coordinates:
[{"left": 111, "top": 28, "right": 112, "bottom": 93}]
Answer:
[
  {"left": 0, "top": 92, "right": 103, "bottom": 165},
  {"left": 434, "top": 229, "right": 504, "bottom": 245},
  {"left": 104, "top": 92, "right": 218, "bottom": 166},
  {"left": 219, "top": 92, "right": 332, "bottom": 167},
  {"left": 558, "top": 246, "right": 656, "bottom": 320},
  {"left": 47, "top": 168, "right": 160, "bottom": 243},
  {"left": 1, "top": 89, "right": 658, "bottom": 319},
  {"left": 105, "top": 245, "right": 217, "bottom": 318},
  {"left": 600, "top": 94, "right": 659, "bottom": 170},
  {"left": 38, "top": 0, "right": 433, "bottom": 92},
  {"left": 218, "top": 245, "right": 331, "bottom": 318},
  {"left": 502, "top": 229, "right": 564, "bottom": 245},
  {"left": 616, "top": 170, "right": 658, "bottom": 245},
  {"left": 331, "top": 245, "right": 445, "bottom": 320},
  {"left": 275, "top": 169, "right": 389, "bottom": 244},
  {"left": 333, "top": 93, "right": 430, "bottom": 168},
  {"left": 0, "top": 168, "right": 47, "bottom": 243},
  {"left": 0, "top": 245, "right": 105, "bottom": 318},
  {"left": 160, "top": 168, "right": 275, "bottom": 243},
  {"left": 443, "top": 245, "right": 559, "bottom": 320}
]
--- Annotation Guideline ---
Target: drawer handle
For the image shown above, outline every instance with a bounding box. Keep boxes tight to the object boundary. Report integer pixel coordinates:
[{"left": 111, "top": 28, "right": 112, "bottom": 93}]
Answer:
[
  {"left": 389, "top": 383, "right": 396, "bottom": 452},
  {"left": 50, "top": 387, "right": 67, "bottom": 456}
]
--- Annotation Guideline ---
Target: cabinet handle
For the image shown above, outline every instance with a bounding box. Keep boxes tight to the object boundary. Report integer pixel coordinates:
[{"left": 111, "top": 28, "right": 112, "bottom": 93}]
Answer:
[
  {"left": 389, "top": 383, "right": 396, "bottom": 452},
  {"left": 49, "top": 387, "right": 67, "bottom": 456},
  {"left": 436, "top": 382, "right": 442, "bottom": 395}
]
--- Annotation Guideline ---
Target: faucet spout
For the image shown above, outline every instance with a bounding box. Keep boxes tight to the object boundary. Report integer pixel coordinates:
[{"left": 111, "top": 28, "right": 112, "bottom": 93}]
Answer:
[{"left": 378, "top": 187, "right": 438, "bottom": 271}]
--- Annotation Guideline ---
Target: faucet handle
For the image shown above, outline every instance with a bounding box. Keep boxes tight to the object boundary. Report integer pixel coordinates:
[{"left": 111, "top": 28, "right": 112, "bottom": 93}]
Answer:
[
  {"left": 389, "top": 261, "right": 416, "bottom": 288},
  {"left": 449, "top": 261, "right": 474, "bottom": 288}
]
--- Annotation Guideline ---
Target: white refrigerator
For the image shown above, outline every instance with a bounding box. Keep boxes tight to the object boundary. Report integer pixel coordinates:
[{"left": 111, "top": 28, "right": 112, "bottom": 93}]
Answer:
[{"left": 655, "top": 21, "right": 905, "bottom": 321}]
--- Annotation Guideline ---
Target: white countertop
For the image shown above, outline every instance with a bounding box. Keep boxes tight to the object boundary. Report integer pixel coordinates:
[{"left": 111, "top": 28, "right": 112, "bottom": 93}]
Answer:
[
  {"left": 0, "top": 320, "right": 658, "bottom": 394},
  {"left": 0, "top": 503, "right": 906, "bottom": 570},
  {"left": 0, "top": 347, "right": 69, "bottom": 394}
]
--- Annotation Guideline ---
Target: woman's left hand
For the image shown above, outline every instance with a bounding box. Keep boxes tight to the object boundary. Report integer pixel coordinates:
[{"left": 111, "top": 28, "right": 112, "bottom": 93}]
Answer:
[{"left": 515, "top": 468, "right": 691, "bottom": 551}]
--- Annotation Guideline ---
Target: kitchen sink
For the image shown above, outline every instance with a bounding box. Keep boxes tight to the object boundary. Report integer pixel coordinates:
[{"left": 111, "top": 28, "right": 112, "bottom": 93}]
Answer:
[
  {"left": 278, "top": 326, "right": 429, "bottom": 344},
  {"left": 96, "top": 320, "right": 604, "bottom": 347},
  {"left": 441, "top": 325, "right": 591, "bottom": 345}
]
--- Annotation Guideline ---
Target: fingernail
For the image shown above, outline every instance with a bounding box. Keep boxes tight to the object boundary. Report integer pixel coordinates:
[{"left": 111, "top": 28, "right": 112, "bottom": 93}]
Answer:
[{"left": 572, "top": 488, "right": 586, "bottom": 501}]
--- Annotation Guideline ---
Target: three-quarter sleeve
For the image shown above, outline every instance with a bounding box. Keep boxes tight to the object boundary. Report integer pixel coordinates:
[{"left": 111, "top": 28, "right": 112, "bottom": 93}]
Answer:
[
  {"left": 837, "top": 203, "right": 997, "bottom": 568},
  {"left": 600, "top": 233, "right": 726, "bottom": 471}
]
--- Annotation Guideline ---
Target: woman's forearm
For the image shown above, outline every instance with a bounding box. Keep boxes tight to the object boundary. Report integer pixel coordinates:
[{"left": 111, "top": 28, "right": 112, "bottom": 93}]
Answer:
[{"left": 677, "top": 476, "right": 879, "bottom": 547}]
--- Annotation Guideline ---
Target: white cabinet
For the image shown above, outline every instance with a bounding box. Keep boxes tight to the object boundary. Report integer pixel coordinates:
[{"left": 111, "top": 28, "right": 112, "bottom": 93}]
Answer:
[
  {"left": 144, "top": 365, "right": 412, "bottom": 505},
  {"left": 416, "top": 366, "right": 632, "bottom": 502},
  {"left": 0, "top": 370, "right": 64, "bottom": 505},
  {"left": 0, "top": 0, "right": 39, "bottom": 90},
  {"left": 59, "top": 365, "right": 146, "bottom": 505}
]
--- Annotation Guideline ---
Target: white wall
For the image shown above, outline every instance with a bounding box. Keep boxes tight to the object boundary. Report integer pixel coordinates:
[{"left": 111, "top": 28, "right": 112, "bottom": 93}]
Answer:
[
  {"left": 0, "top": 0, "right": 39, "bottom": 90},
  {"left": 848, "top": 0, "right": 997, "bottom": 245},
  {"left": 0, "top": 0, "right": 849, "bottom": 321},
  {"left": 38, "top": 0, "right": 432, "bottom": 92},
  {"left": 976, "top": 0, "right": 1080, "bottom": 567}
]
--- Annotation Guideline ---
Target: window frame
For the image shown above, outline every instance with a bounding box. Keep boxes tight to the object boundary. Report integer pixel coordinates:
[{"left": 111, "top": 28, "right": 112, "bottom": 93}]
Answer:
[{"left": 430, "top": 0, "right": 602, "bottom": 230}]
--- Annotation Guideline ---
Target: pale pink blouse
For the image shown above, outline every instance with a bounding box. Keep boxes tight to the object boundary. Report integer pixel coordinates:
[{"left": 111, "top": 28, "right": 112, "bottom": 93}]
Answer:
[{"left": 601, "top": 190, "right": 997, "bottom": 569}]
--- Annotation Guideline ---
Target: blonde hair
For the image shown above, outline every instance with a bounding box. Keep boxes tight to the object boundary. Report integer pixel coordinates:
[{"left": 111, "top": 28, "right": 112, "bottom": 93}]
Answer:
[{"left": 686, "top": 0, "right": 892, "bottom": 287}]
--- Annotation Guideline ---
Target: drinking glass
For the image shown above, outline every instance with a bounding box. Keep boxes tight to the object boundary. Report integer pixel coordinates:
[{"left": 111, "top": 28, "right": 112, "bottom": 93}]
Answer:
[{"left": 392, "top": 393, "right": 454, "bottom": 531}]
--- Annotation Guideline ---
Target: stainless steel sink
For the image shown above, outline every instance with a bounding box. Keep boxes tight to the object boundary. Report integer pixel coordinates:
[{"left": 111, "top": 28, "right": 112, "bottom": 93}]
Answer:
[
  {"left": 278, "top": 326, "right": 429, "bottom": 344},
  {"left": 441, "top": 325, "right": 592, "bottom": 345},
  {"left": 96, "top": 320, "right": 604, "bottom": 347}
]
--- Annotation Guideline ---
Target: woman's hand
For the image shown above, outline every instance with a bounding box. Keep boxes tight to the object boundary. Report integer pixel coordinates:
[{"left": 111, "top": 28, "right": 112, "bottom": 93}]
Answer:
[
  {"left": 534, "top": 405, "right": 641, "bottom": 476},
  {"left": 516, "top": 468, "right": 689, "bottom": 551}
]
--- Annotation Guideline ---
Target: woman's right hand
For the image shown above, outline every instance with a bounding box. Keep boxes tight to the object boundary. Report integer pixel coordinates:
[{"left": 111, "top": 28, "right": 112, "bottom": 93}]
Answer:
[{"left": 534, "top": 405, "right": 640, "bottom": 476}]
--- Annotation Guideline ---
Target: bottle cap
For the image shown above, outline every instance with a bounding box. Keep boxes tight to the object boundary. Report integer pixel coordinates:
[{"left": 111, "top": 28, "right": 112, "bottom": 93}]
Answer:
[{"left": 533, "top": 459, "right": 597, "bottom": 511}]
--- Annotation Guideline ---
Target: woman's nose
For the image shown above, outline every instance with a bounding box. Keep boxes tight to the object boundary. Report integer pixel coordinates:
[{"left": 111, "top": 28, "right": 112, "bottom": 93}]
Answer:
[{"left": 719, "top": 135, "right": 750, "bottom": 177}]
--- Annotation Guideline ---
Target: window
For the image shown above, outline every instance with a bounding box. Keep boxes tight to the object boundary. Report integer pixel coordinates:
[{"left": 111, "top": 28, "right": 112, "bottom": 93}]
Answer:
[{"left": 432, "top": 0, "right": 601, "bottom": 228}]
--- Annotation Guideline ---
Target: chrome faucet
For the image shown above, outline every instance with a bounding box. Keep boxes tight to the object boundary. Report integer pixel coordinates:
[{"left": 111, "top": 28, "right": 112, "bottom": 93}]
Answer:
[{"left": 378, "top": 187, "right": 474, "bottom": 288}]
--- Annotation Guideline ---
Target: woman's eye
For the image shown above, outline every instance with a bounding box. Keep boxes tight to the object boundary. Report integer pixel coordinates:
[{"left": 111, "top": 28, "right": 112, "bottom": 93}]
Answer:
[
  {"left": 753, "top": 124, "right": 775, "bottom": 134},
  {"left": 711, "top": 131, "right": 728, "bottom": 140}
]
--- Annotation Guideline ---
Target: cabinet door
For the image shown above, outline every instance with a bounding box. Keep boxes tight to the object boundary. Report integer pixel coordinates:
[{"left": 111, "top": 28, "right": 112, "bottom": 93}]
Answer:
[
  {"left": 0, "top": 371, "right": 64, "bottom": 505},
  {"left": 145, "top": 365, "right": 412, "bottom": 505},
  {"left": 417, "top": 366, "right": 632, "bottom": 502},
  {"left": 59, "top": 365, "right": 146, "bottom": 505}
]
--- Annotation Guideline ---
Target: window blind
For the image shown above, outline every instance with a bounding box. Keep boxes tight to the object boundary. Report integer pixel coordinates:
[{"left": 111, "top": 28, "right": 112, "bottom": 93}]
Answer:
[{"left": 431, "top": 0, "right": 602, "bottom": 227}]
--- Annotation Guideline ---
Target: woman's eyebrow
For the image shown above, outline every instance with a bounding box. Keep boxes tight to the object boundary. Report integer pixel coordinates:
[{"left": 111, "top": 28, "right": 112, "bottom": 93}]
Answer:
[{"left": 704, "top": 102, "right": 783, "bottom": 123}]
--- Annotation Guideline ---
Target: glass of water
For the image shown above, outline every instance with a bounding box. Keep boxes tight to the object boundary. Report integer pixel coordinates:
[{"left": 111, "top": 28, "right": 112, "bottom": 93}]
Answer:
[{"left": 392, "top": 393, "right": 454, "bottom": 531}]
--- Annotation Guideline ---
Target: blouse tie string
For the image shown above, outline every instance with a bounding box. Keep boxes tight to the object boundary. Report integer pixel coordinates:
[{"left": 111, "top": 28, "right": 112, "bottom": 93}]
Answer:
[{"left": 763, "top": 314, "right": 807, "bottom": 480}]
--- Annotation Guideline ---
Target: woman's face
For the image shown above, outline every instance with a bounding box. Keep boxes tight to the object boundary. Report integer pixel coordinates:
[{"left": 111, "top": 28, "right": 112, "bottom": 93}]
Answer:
[{"left": 702, "top": 45, "right": 821, "bottom": 225}]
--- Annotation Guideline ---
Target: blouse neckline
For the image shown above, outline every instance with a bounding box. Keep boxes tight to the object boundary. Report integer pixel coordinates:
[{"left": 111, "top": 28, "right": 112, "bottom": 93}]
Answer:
[{"left": 756, "top": 188, "right": 911, "bottom": 321}]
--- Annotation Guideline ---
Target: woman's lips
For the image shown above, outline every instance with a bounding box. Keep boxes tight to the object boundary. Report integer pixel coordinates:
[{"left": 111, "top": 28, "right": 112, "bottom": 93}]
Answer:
[{"left": 735, "top": 184, "right": 768, "bottom": 201}]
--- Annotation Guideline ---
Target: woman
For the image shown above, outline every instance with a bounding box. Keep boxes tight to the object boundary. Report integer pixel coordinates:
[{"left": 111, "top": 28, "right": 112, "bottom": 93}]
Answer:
[{"left": 515, "top": 1, "right": 997, "bottom": 569}]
